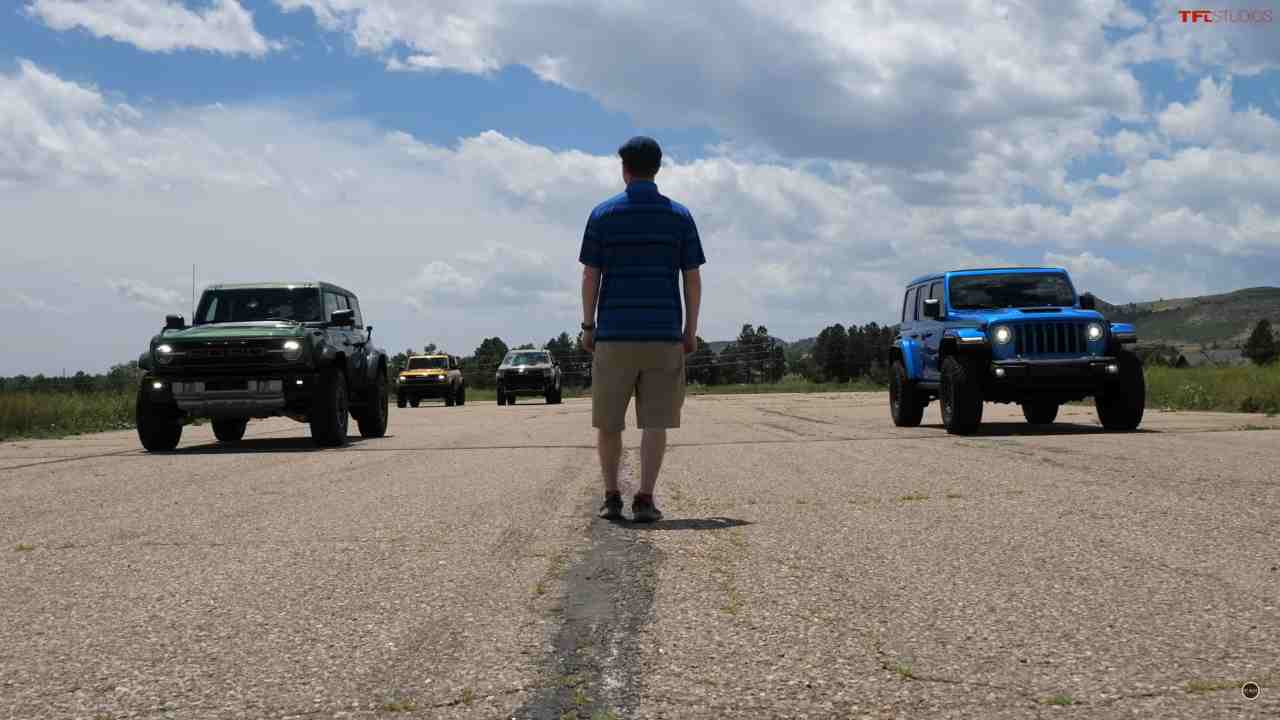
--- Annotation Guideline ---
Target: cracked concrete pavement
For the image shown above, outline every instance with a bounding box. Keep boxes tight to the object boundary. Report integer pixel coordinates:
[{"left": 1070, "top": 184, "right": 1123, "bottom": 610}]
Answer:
[{"left": 2, "top": 392, "right": 1278, "bottom": 719}]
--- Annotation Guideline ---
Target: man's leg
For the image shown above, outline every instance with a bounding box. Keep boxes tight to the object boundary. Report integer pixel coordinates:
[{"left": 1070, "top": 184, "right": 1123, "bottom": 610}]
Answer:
[
  {"left": 598, "top": 429, "right": 623, "bottom": 494},
  {"left": 639, "top": 428, "right": 667, "bottom": 496}
]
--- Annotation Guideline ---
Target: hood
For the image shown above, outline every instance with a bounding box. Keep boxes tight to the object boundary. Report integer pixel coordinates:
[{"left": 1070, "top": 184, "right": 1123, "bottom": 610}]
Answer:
[
  {"left": 161, "top": 322, "right": 307, "bottom": 341},
  {"left": 946, "top": 308, "right": 1105, "bottom": 326}
]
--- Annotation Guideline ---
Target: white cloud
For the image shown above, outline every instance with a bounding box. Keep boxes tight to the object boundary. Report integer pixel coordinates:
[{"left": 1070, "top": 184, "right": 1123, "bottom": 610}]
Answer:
[
  {"left": 275, "top": 0, "right": 1143, "bottom": 172},
  {"left": 1, "top": 62, "right": 1279, "bottom": 375},
  {"left": 27, "top": 0, "right": 280, "bottom": 57},
  {"left": 1158, "top": 77, "right": 1280, "bottom": 150},
  {"left": 1115, "top": 0, "right": 1280, "bottom": 75},
  {"left": 108, "top": 278, "right": 185, "bottom": 310}
]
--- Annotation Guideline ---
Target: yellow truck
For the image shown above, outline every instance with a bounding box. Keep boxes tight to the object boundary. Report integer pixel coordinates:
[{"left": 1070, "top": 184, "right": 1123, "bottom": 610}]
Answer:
[{"left": 396, "top": 354, "right": 465, "bottom": 407}]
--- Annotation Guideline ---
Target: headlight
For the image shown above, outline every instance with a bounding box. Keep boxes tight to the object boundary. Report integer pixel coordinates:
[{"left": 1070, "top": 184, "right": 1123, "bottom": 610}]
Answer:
[
  {"left": 1086, "top": 323, "right": 1104, "bottom": 341},
  {"left": 156, "top": 344, "right": 175, "bottom": 365},
  {"left": 396, "top": 376, "right": 404, "bottom": 383},
  {"left": 992, "top": 326, "right": 1013, "bottom": 345},
  {"left": 282, "top": 340, "right": 303, "bottom": 361}
]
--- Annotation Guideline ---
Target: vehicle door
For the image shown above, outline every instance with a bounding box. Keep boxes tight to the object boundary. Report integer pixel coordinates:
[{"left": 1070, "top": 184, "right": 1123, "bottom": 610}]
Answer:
[
  {"left": 921, "top": 280, "right": 944, "bottom": 382},
  {"left": 323, "top": 291, "right": 353, "bottom": 378},
  {"left": 342, "top": 294, "right": 369, "bottom": 391},
  {"left": 899, "top": 285, "right": 920, "bottom": 378}
]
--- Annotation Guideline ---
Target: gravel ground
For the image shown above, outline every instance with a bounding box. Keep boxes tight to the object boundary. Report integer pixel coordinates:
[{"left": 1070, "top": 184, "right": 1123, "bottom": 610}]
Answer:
[{"left": 2, "top": 393, "right": 1278, "bottom": 719}]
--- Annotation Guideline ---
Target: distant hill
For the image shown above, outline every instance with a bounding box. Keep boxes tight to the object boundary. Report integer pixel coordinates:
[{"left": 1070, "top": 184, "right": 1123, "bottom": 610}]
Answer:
[{"left": 1096, "top": 286, "right": 1280, "bottom": 346}]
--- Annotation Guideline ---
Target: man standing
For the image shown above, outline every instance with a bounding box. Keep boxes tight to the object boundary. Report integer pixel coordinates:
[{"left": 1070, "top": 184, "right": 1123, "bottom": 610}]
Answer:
[{"left": 580, "top": 136, "right": 705, "bottom": 523}]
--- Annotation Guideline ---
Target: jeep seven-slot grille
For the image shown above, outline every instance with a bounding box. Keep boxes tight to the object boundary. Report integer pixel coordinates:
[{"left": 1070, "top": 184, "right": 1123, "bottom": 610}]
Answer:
[{"left": 1013, "top": 322, "right": 1088, "bottom": 356}]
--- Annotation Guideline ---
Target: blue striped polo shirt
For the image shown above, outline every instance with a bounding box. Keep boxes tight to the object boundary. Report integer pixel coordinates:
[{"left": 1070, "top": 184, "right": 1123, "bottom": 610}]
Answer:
[{"left": 579, "top": 181, "right": 706, "bottom": 342}]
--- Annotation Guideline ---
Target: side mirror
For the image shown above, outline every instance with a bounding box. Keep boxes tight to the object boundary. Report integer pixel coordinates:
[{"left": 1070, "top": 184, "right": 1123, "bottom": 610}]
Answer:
[
  {"left": 1079, "top": 293, "right": 1096, "bottom": 310},
  {"left": 330, "top": 308, "right": 355, "bottom": 327},
  {"left": 922, "top": 298, "right": 942, "bottom": 319},
  {"left": 165, "top": 314, "right": 186, "bottom": 330}
]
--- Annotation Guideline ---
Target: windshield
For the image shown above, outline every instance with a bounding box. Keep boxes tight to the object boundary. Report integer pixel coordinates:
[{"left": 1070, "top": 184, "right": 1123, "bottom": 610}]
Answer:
[
  {"left": 195, "top": 288, "right": 323, "bottom": 324},
  {"left": 949, "top": 273, "right": 1075, "bottom": 310},
  {"left": 506, "top": 352, "right": 550, "bottom": 366},
  {"left": 407, "top": 357, "right": 448, "bottom": 370}
]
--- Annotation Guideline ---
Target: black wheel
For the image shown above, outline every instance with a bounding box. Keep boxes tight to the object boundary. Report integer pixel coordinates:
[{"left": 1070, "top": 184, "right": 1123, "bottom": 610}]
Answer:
[
  {"left": 212, "top": 418, "right": 248, "bottom": 443},
  {"left": 889, "top": 360, "right": 925, "bottom": 427},
  {"left": 396, "top": 394, "right": 406, "bottom": 408},
  {"left": 1021, "top": 400, "right": 1059, "bottom": 424},
  {"left": 445, "top": 390, "right": 455, "bottom": 407},
  {"left": 940, "top": 355, "right": 983, "bottom": 435},
  {"left": 136, "top": 388, "right": 182, "bottom": 452},
  {"left": 457, "top": 384, "right": 466, "bottom": 406},
  {"left": 1096, "top": 351, "right": 1145, "bottom": 431},
  {"left": 497, "top": 390, "right": 506, "bottom": 406},
  {"left": 507, "top": 392, "right": 517, "bottom": 406},
  {"left": 409, "top": 397, "right": 420, "bottom": 408},
  {"left": 310, "top": 367, "right": 350, "bottom": 447},
  {"left": 356, "top": 370, "right": 389, "bottom": 438}
]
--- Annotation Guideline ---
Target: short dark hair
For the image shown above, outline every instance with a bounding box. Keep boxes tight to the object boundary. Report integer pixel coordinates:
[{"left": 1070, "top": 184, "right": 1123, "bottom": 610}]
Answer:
[{"left": 618, "top": 136, "right": 661, "bottom": 177}]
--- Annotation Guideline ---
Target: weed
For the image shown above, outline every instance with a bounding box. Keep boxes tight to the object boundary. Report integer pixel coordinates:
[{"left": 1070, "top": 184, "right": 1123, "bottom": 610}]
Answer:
[
  {"left": 1040, "top": 694, "right": 1074, "bottom": 706},
  {"left": 14, "top": 543, "right": 34, "bottom": 552},
  {"left": 898, "top": 493, "right": 929, "bottom": 502},
  {"left": 1184, "top": 678, "right": 1241, "bottom": 694},
  {"left": 380, "top": 700, "right": 417, "bottom": 712},
  {"left": 461, "top": 687, "right": 474, "bottom": 705}
]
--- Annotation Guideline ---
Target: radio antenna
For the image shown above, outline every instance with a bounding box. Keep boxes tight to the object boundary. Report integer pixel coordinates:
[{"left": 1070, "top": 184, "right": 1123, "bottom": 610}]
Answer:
[{"left": 191, "top": 264, "right": 196, "bottom": 319}]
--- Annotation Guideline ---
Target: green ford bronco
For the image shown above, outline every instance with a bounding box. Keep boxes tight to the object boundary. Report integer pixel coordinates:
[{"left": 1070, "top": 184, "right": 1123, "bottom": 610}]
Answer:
[{"left": 135, "top": 282, "right": 390, "bottom": 451}]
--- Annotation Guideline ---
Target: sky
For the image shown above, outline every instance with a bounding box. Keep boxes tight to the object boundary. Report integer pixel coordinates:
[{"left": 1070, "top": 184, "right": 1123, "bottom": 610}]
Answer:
[{"left": 2, "top": 0, "right": 1279, "bottom": 375}]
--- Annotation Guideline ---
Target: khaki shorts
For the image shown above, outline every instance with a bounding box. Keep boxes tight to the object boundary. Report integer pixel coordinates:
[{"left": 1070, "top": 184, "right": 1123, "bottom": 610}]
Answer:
[{"left": 592, "top": 342, "right": 686, "bottom": 432}]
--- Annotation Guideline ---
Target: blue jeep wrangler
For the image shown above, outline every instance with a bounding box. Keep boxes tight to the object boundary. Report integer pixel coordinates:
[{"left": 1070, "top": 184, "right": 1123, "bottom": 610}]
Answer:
[{"left": 889, "top": 267, "right": 1144, "bottom": 434}]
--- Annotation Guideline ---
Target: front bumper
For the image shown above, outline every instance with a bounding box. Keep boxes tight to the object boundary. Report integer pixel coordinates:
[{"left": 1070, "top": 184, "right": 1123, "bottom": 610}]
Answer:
[
  {"left": 498, "top": 372, "right": 553, "bottom": 393},
  {"left": 145, "top": 372, "right": 319, "bottom": 417},
  {"left": 397, "top": 377, "right": 453, "bottom": 398},
  {"left": 989, "top": 357, "right": 1118, "bottom": 388}
]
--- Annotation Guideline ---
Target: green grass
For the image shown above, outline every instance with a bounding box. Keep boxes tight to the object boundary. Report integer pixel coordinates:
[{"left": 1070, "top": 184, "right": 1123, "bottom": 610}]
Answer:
[
  {"left": 0, "top": 390, "right": 135, "bottom": 440},
  {"left": 1145, "top": 364, "right": 1280, "bottom": 414},
  {"left": 1039, "top": 694, "right": 1075, "bottom": 706},
  {"left": 688, "top": 377, "right": 886, "bottom": 395}
]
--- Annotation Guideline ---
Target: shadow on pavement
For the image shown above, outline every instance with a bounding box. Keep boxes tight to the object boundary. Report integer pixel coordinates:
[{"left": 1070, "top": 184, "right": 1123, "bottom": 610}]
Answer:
[
  {"left": 923, "top": 422, "right": 1155, "bottom": 437},
  {"left": 613, "top": 517, "right": 754, "bottom": 531},
  {"left": 175, "top": 436, "right": 370, "bottom": 454}
]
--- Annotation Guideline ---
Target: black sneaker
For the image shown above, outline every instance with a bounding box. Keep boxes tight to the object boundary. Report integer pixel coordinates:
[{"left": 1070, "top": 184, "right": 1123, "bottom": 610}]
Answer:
[
  {"left": 599, "top": 492, "right": 624, "bottom": 520},
  {"left": 631, "top": 494, "right": 663, "bottom": 523}
]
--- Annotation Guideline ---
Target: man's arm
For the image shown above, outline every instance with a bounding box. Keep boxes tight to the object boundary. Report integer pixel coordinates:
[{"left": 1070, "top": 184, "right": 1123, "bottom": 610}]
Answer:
[
  {"left": 682, "top": 267, "right": 701, "bottom": 354},
  {"left": 582, "top": 264, "right": 601, "bottom": 351}
]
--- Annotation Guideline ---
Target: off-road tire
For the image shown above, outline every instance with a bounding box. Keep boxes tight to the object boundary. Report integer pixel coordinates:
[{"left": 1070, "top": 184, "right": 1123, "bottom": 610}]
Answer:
[
  {"left": 136, "top": 389, "right": 182, "bottom": 452},
  {"left": 409, "top": 397, "right": 420, "bottom": 408},
  {"left": 356, "top": 371, "right": 389, "bottom": 438},
  {"left": 1096, "top": 351, "right": 1145, "bottom": 431},
  {"left": 457, "top": 384, "right": 466, "bottom": 406},
  {"left": 310, "top": 367, "right": 350, "bottom": 447},
  {"left": 940, "top": 355, "right": 984, "bottom": 435},
  {"left": 396, "top": 395, "right": 406, "bottom": 408},
  {"left": 212, "top": 418, "right": 248, "bottom": 443},
  {"left": 445, "top": 390, "right": 455, "bottom": 407},
  {"left": 1021, "top": 400, "right": 1060, "bottom": 425},
  {"left": 497, "top": 390, "right": 506, "bottom": 406},
  {"left": 889, "top": 360, "right": 925, "bottom": 427}
]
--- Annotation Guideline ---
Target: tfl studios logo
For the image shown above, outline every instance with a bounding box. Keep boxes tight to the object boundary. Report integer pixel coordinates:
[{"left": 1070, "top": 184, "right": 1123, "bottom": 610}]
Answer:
[{"left": 1178, "top": 8, "right": 1274, "bottom": 23}]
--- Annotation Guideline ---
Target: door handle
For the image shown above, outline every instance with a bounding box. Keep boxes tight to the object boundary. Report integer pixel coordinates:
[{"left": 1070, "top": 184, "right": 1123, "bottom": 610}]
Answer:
[
  {"left": 922, "top": 332, "right": 934, "bottom": 339},
  {"left": 909, "top": 334, "right": 919, "bottom": 339}
]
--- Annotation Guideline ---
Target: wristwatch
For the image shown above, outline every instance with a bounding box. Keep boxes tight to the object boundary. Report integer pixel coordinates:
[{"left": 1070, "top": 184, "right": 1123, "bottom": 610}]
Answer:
[{"left": 581, "top": 322, "right": 595, "bottom": 331}]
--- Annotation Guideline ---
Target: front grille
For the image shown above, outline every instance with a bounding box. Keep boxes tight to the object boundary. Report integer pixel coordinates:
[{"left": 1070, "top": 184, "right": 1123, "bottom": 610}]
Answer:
[
  {"left": 502, "top": 371, "right": 546, "bottom": 389},
  {"left": 1013, "top": 322, "right": 1088, "bottom": 357},
  {"left": 175, "top": 339, "right": 285, "bottom": 367},
  {"left": 401, "top": 376, "right": 447, "bottom": 386}
]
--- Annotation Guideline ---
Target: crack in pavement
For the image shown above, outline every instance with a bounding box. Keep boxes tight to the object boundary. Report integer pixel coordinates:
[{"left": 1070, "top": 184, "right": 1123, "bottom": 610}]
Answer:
[{"left": 514, "top": 473, "right": 659, "bottom": 719}]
